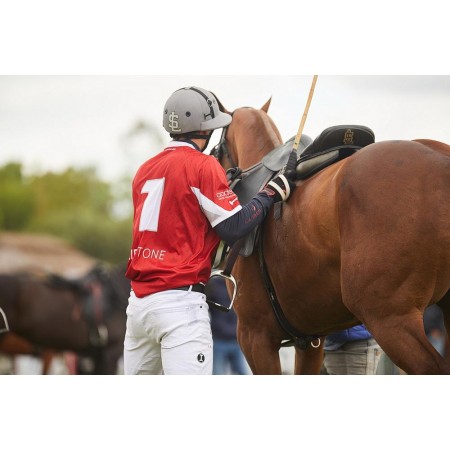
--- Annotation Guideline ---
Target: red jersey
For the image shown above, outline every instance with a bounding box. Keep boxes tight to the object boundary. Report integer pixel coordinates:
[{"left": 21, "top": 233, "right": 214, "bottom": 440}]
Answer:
[{"left": 125, "top": 141, "right": 241, "bottom": 298}]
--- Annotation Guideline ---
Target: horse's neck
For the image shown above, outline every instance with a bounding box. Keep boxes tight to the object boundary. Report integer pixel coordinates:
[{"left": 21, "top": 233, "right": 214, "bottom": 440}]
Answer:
[
  {"left": 237, "top": 133, "right": 282, "bottom": 169},
  {"left": 232, "top": 109, "right": 283, "bottom": 169}
]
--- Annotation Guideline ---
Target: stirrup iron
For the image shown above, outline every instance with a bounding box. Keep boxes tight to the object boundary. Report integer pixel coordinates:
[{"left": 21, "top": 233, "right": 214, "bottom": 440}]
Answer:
[{"left": 206, "top": 270, "right": 237, "bottom": 313}]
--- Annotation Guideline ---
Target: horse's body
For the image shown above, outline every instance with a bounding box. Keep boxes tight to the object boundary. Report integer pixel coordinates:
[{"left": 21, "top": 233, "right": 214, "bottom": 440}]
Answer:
[
  {"left": 0, "top": 333, "right": 59, "bottom": 374},
  {"left": 215, "top": 101, "right": 450, "bottom": 374},
  {"left": 0, "top": 264, "right": 130, "bottom": 374}
]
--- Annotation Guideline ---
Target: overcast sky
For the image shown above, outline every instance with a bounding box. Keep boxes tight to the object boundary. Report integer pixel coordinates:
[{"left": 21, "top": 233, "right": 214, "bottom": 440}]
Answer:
[
  {"left": 2, "top": 2, "right": 449, "bottom": 183},
  {"left": 1, "top": 75, "right": 450, "bottom": 182}
]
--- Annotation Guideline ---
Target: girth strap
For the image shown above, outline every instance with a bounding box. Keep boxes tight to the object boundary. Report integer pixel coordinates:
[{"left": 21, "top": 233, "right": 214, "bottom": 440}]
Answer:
[{"left": 256, "top": 226, "right": 322, "bottom": 350}]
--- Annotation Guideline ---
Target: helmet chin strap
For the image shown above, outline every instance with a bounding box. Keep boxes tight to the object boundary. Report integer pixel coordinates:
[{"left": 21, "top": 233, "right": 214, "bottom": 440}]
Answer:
[
  {"left": 182, "top": 131, "right": 214, "bottom": 152},
  {"left": 201, "top": 131, "right": 214, "bottom": 151}
]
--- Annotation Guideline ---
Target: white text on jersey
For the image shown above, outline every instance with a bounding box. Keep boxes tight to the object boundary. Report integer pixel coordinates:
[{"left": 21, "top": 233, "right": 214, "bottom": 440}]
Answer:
[{"left": 130, "top": 247, "right": 167, "bottom": 261}]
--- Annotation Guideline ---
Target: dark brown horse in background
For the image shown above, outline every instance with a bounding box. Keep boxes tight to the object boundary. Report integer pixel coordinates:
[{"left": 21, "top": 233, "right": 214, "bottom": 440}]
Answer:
[
  {"left": 0, "top": 332, "right": 59, "bottom": 374},
  {"left": 0, "top": 263, "right": 130, "bottom": 374},
  {"left": 213, "top": 99, "right": 450, "bottom": 374}
]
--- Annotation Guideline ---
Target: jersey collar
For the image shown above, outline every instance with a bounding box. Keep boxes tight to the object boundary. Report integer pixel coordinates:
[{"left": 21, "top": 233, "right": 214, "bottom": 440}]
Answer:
[{"left": 166, "top": 140, "right": 201, "bottom": 152}]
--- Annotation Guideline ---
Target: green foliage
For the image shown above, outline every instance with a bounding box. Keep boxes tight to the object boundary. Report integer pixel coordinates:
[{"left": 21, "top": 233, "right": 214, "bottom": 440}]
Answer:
[
  {"left": 0, "top": 163, "right": 35, "bottom": 229},
  {"left": 29, "top": 167, "right": 113, "bottom": 219},
  {"left": 0, "top": 162, "right": 133, "bottom": 263},
  {"left": 28, "top": 208, "right": 132, "bottom": 263}
]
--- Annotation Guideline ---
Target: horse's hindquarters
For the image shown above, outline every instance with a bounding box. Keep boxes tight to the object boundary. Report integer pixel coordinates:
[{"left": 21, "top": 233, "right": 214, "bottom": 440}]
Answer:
[
  {"left": 338, "top": 141, "right": 450, "bottom": 313},
  {"left": 336, "top": 142, "right": 450, "bottom": 373}
]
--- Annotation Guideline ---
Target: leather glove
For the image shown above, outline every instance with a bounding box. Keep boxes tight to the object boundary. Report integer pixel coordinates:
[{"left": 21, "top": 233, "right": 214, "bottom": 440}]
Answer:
[{"left": 261, "top": 170, "right": 297, "bottom": 203}]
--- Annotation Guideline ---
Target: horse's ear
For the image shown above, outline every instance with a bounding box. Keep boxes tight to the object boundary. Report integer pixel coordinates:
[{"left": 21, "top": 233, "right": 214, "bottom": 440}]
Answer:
[
  {"left": 211, "top": 92, "right": 231, "bottom": 114},
  {"left": 261, "top": 97, "right": 272, "bottom": 113}
]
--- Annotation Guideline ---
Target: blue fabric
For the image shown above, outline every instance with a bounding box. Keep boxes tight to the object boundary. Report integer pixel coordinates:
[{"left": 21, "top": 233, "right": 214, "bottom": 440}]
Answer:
[
  {"left": 324, "top": 325, "right": 373, "bottom": 351},
  {"left": 210, "top": 303, "right": 239, "bottom": 341},
  {"left": 212, "top": 339, "right": 250, "bottom": 375}
]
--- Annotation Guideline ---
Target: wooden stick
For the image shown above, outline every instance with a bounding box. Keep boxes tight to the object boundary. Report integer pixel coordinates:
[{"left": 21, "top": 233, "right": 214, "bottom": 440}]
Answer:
[{"left": 293, "top": 75, "right": 318, "bottom": 151}]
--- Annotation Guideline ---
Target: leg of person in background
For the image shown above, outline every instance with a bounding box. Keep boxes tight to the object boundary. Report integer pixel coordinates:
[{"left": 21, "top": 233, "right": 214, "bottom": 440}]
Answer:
[
  {"left": 323, "top": 338, "right": 382, "bottom": 375},
  {"left": 0, "top": 353, "right": 14, "bottom": 374},
  {"left": 423, "top": 304, "right": 446, "bottom": 357},
  {"left": 376, "top": 352, "right": 401, "bottom": 375},
  {"left": 428, "top": 330, "right": 446, "bottom": 356},
  {"left": 212, "top": 339, "right": 231, "bottom": 375},
  {"left": 207, "top": 276, "right": 250, "bottom": 375},
  {"left": 229, "top": 342, "right": 251, "bottom": 375}
]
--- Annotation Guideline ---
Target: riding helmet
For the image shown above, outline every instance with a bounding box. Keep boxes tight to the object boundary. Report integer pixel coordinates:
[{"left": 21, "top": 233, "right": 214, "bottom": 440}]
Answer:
[{"left": 163, "top": 86, "right": 232, "bottom": 134}]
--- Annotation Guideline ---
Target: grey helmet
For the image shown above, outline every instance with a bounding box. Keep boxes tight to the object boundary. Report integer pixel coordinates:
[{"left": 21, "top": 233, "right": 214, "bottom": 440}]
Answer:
[{"left": 163, "top": 87, "right": 232, "bottom": 134}]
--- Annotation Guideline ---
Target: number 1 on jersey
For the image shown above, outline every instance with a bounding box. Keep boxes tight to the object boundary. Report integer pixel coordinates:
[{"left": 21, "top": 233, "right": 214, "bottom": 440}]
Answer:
[{"left": 139, "top": 178, "right": 165, "bottom": 232}]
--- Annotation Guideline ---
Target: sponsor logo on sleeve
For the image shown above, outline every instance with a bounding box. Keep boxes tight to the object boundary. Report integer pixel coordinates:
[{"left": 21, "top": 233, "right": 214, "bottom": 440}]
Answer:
[{"left": 216, "top": 189, "right": 236, "bottom": 201}]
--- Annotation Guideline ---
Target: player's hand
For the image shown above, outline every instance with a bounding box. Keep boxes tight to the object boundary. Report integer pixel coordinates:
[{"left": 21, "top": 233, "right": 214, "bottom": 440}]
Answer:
[{"left": 261, "top": 170, "right": 297, "bottom": 203}]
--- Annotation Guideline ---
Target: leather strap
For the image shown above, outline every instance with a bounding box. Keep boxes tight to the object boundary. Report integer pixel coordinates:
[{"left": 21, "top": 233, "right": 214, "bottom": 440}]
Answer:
[{"left": 173, "top": 284, "right": 205, "bottom": 294}]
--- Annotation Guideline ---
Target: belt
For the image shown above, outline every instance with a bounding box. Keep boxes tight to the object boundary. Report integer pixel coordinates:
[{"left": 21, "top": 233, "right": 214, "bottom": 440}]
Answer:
[{"left": 173, "top": 284, "right": 205, "bottom": 294}]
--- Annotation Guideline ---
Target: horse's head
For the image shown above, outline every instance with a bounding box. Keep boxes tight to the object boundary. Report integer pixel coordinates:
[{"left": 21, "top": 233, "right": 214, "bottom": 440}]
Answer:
[{"left": 211, "top": 97, "right": 283, "bottom": 171}]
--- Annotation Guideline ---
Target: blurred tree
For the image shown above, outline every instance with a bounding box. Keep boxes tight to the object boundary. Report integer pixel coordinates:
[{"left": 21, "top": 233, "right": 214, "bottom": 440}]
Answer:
[
  {"left": 28, "top": 208, "right": 132, "bottom": 263},
  {"left": 0, "top": 163, "right": 132, "bottom": 263},
  {"left": 29, "top": 167, "right": 113, "bottom": 219},
  {"left": 0, "top": 163, "right": 35, "bottom": 229},
  {"left": 0, "top": 115, "right": 166, "bottom": 263}
]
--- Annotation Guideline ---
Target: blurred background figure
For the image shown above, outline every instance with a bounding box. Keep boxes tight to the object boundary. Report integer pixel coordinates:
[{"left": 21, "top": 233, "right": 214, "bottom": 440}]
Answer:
[
  {"left": 321, "top": 324, "right": 382, "bottom": 375},
  {"left": 423, "top": 304, "right": 446, "bottom": 356},
  {"left": 0, "top": 353, "right": 13, "bottom": 374},
  {"left": 205, "top": 276, "right": 251, "bottom": 375}
]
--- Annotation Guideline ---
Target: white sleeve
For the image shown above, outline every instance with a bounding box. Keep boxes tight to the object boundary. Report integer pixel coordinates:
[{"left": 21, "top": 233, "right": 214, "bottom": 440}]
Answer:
[{"left": 191, "top": 187, "right": 242, "bottom": 228}]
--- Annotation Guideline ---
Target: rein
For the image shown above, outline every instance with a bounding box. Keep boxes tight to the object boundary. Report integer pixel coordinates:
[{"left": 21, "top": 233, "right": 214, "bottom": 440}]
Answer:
[{"left": 211, "top": 120, "right": 237, "bottom": 168}]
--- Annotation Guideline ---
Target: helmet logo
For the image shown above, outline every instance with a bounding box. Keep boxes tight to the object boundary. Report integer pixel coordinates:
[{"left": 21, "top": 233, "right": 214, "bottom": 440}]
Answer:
[{"left": 168, "top": 112, "right": 182, "bottom": 132}]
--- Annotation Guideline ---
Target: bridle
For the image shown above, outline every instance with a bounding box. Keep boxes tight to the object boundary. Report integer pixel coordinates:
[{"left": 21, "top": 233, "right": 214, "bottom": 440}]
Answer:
[{"left": 211, "top": 120, "right": 237, "bottom": 169}]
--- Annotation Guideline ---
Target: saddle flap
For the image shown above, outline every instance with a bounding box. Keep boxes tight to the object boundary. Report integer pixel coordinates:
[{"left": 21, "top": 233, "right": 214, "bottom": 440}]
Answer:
[{"left": 262, "top": 135, "right": 313, "bottom": 171}]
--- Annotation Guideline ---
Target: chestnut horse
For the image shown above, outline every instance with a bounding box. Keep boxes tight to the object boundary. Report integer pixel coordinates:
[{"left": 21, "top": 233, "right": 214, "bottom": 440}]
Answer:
[{"left": 212, "top": 99, "right": 450, "bottom": 375}]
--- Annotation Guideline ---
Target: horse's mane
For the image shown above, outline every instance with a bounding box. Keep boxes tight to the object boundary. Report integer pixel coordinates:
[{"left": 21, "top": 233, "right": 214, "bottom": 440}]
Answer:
[{"left": 211, "top": 92, "right": 229, "bottom": 115}]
